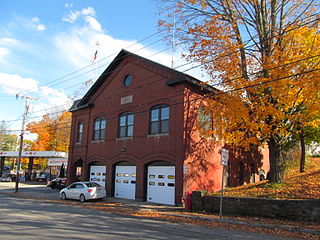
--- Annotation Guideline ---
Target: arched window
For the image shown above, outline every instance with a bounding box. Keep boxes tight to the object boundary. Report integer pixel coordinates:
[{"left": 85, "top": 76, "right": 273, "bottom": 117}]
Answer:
[
  {"left": 76, "top": 122, "right": 83, "bottom": 143},
  {"left": 150, "top": 104, "right": 169, "bottom": 134},
  {"left": 119, "top": 112, "right": 134, "bottom": 138},
  {"left": 93, "top": 117, "right": 106, "bottom": 141}
]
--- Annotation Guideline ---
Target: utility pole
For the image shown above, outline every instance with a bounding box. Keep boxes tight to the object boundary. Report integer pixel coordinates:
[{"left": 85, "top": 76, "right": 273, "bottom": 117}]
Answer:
[{"left": 15, "top": 93, "right": 37, "bottom": 193}]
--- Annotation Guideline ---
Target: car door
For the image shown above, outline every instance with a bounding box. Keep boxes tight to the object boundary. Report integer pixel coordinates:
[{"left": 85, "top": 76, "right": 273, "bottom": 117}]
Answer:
[
  {"left": 66, "top": 183, "right": 77, "bottom": 199},
  {"left": 72, "top": 183, "right": 85, "bottom": 199}
]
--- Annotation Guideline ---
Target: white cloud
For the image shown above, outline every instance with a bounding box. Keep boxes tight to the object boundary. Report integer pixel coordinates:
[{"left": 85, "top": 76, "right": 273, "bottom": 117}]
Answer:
[
  {"left": 37, "top": 24, "right": 46, "bottom": 31},
  {"left": 62, "top": 10, "right": 81, "bottom": 23},
  {"left": 65, "top": 3, "right": 74, "bottom": 8},
  {"left": 81, "top": 7, "right": 95, "bottom": 16},
  {"left": 0, "top": 72, "right": 38, "bottom": 94},
  {"left": 39, "top": 86, "right": 72, "bottom": 107},
  {"left": 53, "top": 22, "right": 208, "bottom": 81},
  {"left": 55, "top": 6, "right": 209, "bottom": 85},
  {"left": 0, "top": 48, "right": 9, "bottom": 61},
  {"left": 29, "top": 16, "right": 46, "bottom": 31},
  {"left": 62, "top": 6, "right": 100, "bottom": 32},
  {"left": 10, "top": 16, "right": 46, "bottom": 32},
  {"left": 54, "top": 26, "right": 138, "bottom": 69},
  {"left": 29, "top": 86, "right": 72, "bottom": 120},
  {"left": 32, "top": 16, "right": 46, "bottom": 31},
  {"left": 85, "top": 16, "right": 102, "bottom": 32},
  {"left": 0, "top": 37, "right": 21, "bottom": 47},
  {"left": 32, "top": 17, "right": 40, "bottom": 23}
]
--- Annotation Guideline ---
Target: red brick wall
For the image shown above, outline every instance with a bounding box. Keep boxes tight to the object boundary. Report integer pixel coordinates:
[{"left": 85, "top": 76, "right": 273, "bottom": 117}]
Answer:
[
  {"left": 68, "top": 55, "right": 186, "bottom": 203},
  {"left": 67, "top": 54, "right": 270, "bottom": 204},
  {"left": 182, "top": 86, "right": 270, "bottom": 194}
]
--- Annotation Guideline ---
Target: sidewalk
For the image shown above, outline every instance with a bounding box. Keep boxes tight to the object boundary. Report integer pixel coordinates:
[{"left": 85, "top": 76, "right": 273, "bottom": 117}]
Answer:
[{"left": 0, "top": 182, "right": 319, "bottom": 240}]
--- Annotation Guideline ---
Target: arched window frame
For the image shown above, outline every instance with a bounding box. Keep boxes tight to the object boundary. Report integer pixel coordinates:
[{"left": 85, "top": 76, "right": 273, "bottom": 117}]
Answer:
[
  {"left": 118, "top": 112, "right": 134, "bottom": 138},
  {"left": 149, "top": 104, "right": 169, "bottom": 135},
  {"left": 93, "top": 117, "right": 106, "bottom": 141}
]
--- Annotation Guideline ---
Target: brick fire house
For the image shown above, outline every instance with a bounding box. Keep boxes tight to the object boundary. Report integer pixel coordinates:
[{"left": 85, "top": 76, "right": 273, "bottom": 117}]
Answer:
[{"left": 67, "top": 49, "right": 269, "bottom": 205}]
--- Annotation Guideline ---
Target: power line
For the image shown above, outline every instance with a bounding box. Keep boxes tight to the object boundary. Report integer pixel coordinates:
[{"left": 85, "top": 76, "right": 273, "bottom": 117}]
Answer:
[
  {"left": 0, "top": 13, "right": 316, "bottom": 104},
  {"left": 4, "top": 67, "right": 319, "bottom": 134},
  {"left": 32, "top": 31, "right": 166, "bottom": 93},
  {"left": 1, "top": 16, "right": 319, "bottom": 121},
  {"left": 0, "top": 31, "right": 167, "bottom": 103},
  {"left": 3, "top": 48, "right": 320, "bottom": 124},
  {"left": 0, "top": 12, "right": 318, "bottom": 104}
]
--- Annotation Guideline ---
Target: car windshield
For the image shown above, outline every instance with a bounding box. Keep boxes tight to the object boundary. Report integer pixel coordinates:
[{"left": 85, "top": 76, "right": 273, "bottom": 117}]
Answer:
[{"left": 85, "top": 182, "right": 101, "bottom": 188}]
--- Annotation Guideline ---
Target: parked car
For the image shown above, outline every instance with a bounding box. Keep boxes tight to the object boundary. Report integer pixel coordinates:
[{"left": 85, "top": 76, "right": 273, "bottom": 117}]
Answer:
[
  {"left": 60, "top": 181, "right": 106, "bottom": 203},
  {"left": 47, "top": 178, "right": 66, "bottom": 189},
  {"left": 36, "top": 172, "right": 47, "bottom": 182},
  {"left": 0, "top": 174, "right": 12, "bottom": 182}
]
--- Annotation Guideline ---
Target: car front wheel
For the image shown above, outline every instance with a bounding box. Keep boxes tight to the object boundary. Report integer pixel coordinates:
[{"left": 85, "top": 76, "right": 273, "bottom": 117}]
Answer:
[
  {"left": 61, "top": 192, "right": 67, "bottom": 200},
  {"left": 79, "top": 194, "right": 86, "bottom": 203}
]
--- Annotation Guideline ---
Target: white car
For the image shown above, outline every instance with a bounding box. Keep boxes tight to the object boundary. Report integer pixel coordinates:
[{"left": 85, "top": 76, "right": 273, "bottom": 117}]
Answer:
[
  {"left": 60, "top": 181, "right": 106, "bottom": 202},
  {"left": 0, "top": 176, "right": 11, "bottom": 182}
]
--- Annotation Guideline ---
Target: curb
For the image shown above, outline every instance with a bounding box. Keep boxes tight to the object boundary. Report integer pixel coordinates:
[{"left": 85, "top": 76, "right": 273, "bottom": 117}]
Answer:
[{"left": 165, "top": 213, "right": 320, "bottom": 235}]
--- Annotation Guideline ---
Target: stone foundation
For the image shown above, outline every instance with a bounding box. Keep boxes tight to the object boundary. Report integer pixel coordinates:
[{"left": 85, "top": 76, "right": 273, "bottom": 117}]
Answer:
[{"left": 192, "top": 191, "right": 320, "bottom": 222}]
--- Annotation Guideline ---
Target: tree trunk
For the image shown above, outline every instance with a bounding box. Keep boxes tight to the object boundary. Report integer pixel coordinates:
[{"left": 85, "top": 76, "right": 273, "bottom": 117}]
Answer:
[
  {"left": 267, "top": 137, "right": 284, "bottom": 182},
  {"left": 0, "top": 157, "right": 4, "bottom": 177},
  {"left": 299, "top": 132, "right": 306, "bottom": 173},
  {"left": 27, "top": 157, "right": 34, "bottom": 181}
]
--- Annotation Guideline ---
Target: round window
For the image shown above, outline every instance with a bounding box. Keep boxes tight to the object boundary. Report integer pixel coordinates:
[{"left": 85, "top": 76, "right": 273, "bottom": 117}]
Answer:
[{"left": 123, "top": 74, "right": 132, "bottom": 87}]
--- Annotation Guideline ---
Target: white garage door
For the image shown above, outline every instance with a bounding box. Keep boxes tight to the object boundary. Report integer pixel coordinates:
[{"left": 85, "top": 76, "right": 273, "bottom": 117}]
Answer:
[
  {"left": 147, "top": 166, "right": 175, "bottom": 205},
  {"left": 114, "top": 166, "right": 136, "bottom": 200},
  {"left": 90, "top": 166, "right": 106, "bottom": 187}
]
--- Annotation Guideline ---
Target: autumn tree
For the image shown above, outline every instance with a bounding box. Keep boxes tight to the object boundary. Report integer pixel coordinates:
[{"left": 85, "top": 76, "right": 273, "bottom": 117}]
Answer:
[
  {"left": 0, "top": 121, "right": 17, "bottom": 151},
  {"left": 159, "top": 0, "right": 320, "bottom": 182},
  {"left": 289, "top": 116, "right": 320, "bottom": 173},
  {"left": 0, "top": 122, "right": 19, "bottom": 176},
  {"left": 27, "top": 111, "right": 71, "bottom": 152}
]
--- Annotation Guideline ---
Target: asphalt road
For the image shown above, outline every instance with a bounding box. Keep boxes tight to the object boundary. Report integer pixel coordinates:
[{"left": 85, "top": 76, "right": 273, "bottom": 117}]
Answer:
[{"left": 0, "top": 192, "right": 294, "bottom": 240}]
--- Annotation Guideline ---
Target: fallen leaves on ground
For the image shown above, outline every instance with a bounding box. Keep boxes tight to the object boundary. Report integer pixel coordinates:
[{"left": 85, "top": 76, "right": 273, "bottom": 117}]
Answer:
[
  {"left": 8, "top": 158, "right": 320, "bottom": 240},
  {"left": 9, "top": 191, "right": 319, "bottom": 239},
  {"left": 215, "top": 158, "right": 320, "bottom": 200}
]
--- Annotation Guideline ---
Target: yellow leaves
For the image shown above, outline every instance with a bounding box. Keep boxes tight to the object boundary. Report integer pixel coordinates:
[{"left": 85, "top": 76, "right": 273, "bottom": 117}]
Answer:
[
  {"left": 27, "top": 111, "right": 71, "bottom": 152},
  {"left": 214, "top": 157, "right": 320, "bottom": 200},
  {"left": 306, "top": 118, "right": 320, "bottom": 128},
  {"left": 161, "top": 0, "right": 320, "bottom": 151}
]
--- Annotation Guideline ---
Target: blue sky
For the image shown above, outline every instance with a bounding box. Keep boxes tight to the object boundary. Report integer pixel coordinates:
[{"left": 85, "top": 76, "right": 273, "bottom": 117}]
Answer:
[{"left": 0, "top": 0, "right": 205, "bottom": 137}]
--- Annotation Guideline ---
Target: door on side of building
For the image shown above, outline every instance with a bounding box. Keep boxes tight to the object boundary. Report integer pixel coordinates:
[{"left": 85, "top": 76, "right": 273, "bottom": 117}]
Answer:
[
  {"left": 147, "top": 166, "right": 175, "bottom": 205},
  {"left": 114, "top": 165, "right": 136, "bottom": 200},
  {"left": 90, "top": 165, "right": 106, "bottom": 187}
]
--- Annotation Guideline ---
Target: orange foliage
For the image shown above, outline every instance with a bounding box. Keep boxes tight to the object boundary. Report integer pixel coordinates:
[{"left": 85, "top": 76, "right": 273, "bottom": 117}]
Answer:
[
  {"left": 159, "top": 0, "right": 320, "bottom": 182},
  {"left": 27, "top": 111, "right": 71, "bottom": 152}
]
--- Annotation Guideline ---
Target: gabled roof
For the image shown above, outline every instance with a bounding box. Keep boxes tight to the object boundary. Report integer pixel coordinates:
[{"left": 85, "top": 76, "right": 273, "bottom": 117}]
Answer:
[{"left": 70, "top": 49, "right": 219, "bottom": 112}]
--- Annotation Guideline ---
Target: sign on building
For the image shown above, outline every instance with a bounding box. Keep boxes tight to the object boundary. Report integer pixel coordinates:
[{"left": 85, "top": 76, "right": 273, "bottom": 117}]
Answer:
[{"left": 47, "top": 158, "right": 68, "bottom": 167}]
